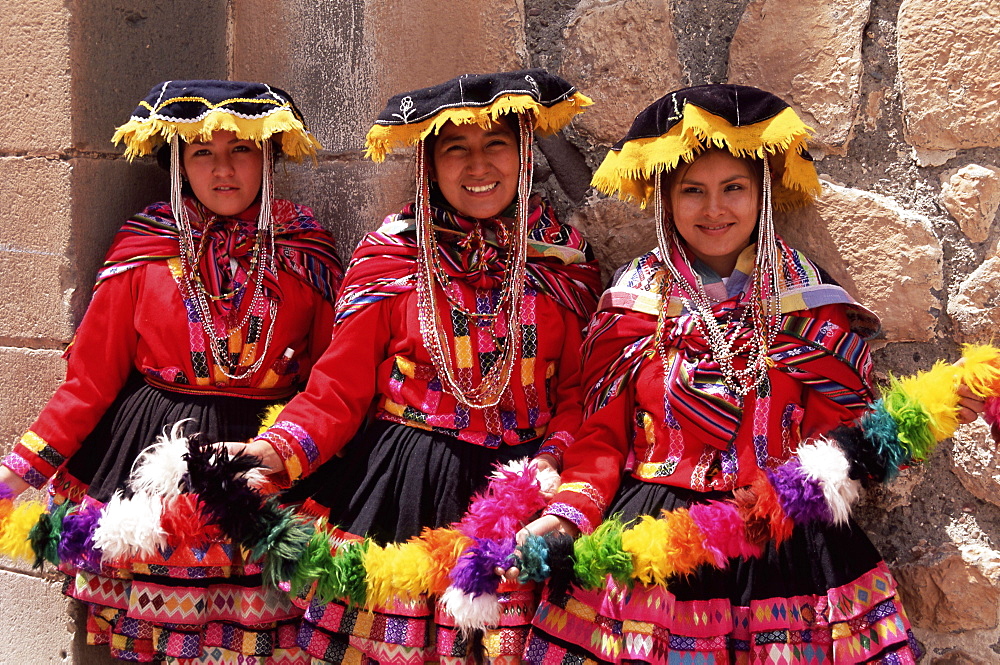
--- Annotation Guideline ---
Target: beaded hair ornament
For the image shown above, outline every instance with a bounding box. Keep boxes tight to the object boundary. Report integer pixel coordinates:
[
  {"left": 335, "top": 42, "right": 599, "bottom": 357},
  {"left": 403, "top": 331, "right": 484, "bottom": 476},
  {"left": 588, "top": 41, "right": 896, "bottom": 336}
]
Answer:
[
  {"left": 365, "top": 69, "right": 592, "bottom": 408},
  {"left": 112, "top": 80, "right": 321, "bottom": 380},
  {"left": 593, "top": 84, "right": 822, "bottom": 397}
]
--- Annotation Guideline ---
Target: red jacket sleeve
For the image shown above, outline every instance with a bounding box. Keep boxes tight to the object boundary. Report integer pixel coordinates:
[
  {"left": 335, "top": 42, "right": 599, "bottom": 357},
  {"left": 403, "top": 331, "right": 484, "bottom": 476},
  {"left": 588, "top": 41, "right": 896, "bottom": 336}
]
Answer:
[
  {"left": 3, "top": 271, "right": 140, "bottom": 488},
  {"left": 534, "top": 306, "right": 588, "bottom": 467},
  {"left": 254, "top": 297, "right": 392, "bottom": 485}
]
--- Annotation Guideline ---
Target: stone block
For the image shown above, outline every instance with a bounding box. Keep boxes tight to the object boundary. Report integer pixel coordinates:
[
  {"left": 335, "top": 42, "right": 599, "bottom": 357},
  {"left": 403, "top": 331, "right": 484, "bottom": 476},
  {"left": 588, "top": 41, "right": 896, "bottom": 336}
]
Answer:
[
  {"left": 69, "top": 1, "right": 228, "bottom": 153},
  {"left": 896, "top": 549, "right": 1000, "bottom": 632},
  {"left": 232, "top": 0, "right": 527, "bottom": 154},
  {"left": 729, "top": 0, "right": 870, "bottom": 152},
  {"left": 569, "top": 196, "right": 655, "bottom": 283},
  {"left": 0, "top": 0, "right": 72, "bottom": 152},
  {"left": 898, "top": 0, "right": 1000, "bottom": 151},
  {"left": 952, "top": 420, "right": 1000, "bottom": 511},
  {"left": 273, "top": 157, "right": 412, "bottom": 262},
  {"left": 558, "top": 0, "right": 682, "bottom": 146},
  {"left": 948, "top": 252, "right": 1000, "bottom": 344},
  {"left": 939, "top": 164, "right": 1000, "bottom": 244},
  {"left": 68, "top": 158, "right": 167, "bottom": 321},
  {"left": 0, "top": 347, "right": 64, "bottom": 449},
  {"left": 0, "top": 156, "right": 72, "bottom": 254},
  {"left": 776, "top": 181, "right": 943, "bottom": 343},
  {"left": 0, "top": 569, "right": 73, "bottom": 663}
]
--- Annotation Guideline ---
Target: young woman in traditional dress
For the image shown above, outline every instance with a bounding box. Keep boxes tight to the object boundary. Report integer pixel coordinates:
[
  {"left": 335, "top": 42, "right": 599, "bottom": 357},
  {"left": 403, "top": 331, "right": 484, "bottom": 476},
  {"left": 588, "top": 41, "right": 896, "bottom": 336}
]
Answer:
[
  {"left": 515, "top": 83, "right": 985, "bottom": 663},
  {"left": 238, "top": 69, "right": 601, "bottom": 663},
  {"left": 0, "top": 80, "right": 343, "bottom": 663}
]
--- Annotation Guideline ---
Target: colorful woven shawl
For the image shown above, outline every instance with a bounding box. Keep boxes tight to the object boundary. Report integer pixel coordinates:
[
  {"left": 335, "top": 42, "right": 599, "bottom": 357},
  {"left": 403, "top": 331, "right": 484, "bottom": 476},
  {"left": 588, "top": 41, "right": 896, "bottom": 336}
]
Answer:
[
  {"left": 333, "top": 200, "right": 601, "bottom": 326},
  {"left": 583, "top": 238, "right": 879, "bottom": 449},
  {"left": 95, "top": 197, "right": 342, "bottom": 306}
]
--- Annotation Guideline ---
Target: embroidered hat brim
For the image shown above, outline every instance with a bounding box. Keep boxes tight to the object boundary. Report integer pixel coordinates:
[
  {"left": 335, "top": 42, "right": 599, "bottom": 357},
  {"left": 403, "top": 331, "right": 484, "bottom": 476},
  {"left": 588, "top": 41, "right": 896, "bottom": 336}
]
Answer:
[
  {"left": 593, "top": 84, "right": 821, "bottom": 210},
  {"left": 364, "top": 68, "right": 592, "bottom": 162},
  {"left": 112, "top": 80, "right": 321, "bottom": 161}
]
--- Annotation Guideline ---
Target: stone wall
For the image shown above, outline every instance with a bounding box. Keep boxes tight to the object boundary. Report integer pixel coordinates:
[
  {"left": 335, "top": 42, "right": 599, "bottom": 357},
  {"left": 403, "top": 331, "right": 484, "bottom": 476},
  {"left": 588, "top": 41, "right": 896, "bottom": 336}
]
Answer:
[{"left": 1, "top": 0, "right": 998, "bottom": 661}]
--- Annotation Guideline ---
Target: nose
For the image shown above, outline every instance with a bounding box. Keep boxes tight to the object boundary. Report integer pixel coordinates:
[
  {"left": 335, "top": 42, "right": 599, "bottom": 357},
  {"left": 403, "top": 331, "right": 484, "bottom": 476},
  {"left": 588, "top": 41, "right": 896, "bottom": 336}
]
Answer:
[
  {"left": 212, "top": 153, "right": 235, "bottom": 176},
  {"left": 704, "top": 190, "right": 725, "bottom": 218},
  {"left": 466, "top": 148, "right": 489, "bottom": 174}
]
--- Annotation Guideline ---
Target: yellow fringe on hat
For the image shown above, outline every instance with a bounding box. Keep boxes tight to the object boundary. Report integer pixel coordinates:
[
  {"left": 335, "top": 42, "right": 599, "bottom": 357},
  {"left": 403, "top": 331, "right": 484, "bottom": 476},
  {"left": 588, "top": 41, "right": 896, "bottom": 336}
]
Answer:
[
  {"left": 592, "top": 105, "right": 820, "bottom": 210},
  {"left": 0, "top": 500, "right": 46, "bottom": 562},
  {"left": 364, "top": 91, "right": 593, "bottom": 163},
  {"left": 113, "top": 107, "right": 322, "bottom": 161}
]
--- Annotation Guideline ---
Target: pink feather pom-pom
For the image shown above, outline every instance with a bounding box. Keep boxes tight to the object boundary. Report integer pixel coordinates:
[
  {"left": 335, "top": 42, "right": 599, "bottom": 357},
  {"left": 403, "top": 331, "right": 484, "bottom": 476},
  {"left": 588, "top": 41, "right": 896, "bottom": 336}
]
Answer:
[
  {"left": 458, "top": 463, "right": 546, "bottom": 540},
  {"left": 688, "top": 501, "right": 762, "bottom": 567},
  {"left": 984, "top": 397, "right": 1000, "bottom": 426}
]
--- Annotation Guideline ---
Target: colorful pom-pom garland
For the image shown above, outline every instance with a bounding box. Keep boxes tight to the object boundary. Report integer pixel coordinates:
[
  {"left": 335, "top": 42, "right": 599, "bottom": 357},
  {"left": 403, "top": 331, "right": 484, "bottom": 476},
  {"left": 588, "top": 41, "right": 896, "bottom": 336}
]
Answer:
[{"left": 1, "top": 344, "right": 999, "bottom": 633}]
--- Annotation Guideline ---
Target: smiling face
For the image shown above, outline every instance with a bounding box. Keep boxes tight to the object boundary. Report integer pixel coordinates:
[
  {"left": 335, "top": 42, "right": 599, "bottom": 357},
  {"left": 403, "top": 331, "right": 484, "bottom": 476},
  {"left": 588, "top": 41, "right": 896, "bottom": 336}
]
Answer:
[
  {"left": 430, "top": 119, "right": 520, "bottom": 220},
  {"left": 180, "top": 130, "right": 264, "bottom": 217},
  {"left": 666, "top": 149, "right": 763, "bottom": 277}
]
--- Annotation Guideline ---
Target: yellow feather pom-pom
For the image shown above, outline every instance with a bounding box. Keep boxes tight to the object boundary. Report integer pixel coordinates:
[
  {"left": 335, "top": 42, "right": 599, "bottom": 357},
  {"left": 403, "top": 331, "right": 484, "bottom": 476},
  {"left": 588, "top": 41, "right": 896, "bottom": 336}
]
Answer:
[
  {"left": 960, "top": 344, "right": 1000, "bottom": 399},
  {"left": 621, "top": 515, "right": 673, "bottom": 586},
  {"left": 363, "top": 540, "right": 437, "bottom": 607},
  {"left": 894, "top": 362, "right": 962, "bottom": 441},
  {"left": 258, "top": 404, "right": 286, "bottom": 434},
  {"left": 0, "top": 501, "right": 46, "bottom": 562}
]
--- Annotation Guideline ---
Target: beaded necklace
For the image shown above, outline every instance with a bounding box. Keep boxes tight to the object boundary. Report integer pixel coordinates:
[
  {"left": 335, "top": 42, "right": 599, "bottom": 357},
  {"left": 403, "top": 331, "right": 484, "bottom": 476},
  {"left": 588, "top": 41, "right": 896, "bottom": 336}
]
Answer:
[
  {"left": 414, "top": 114, "right": 534, "bottom": 408},
  {"left": 168, "top": 136, "right": 277, "bottom": 380},
  {"left": 652, "top": 157, "right": 781, "bottom": 399}
]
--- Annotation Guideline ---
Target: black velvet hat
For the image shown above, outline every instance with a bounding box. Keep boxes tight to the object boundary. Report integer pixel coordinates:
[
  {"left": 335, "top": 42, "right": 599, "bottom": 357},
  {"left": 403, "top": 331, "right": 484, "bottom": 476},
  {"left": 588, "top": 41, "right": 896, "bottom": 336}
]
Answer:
[
  {"left": 364, "top": 68, "right": 592, "bottom": 162},
  {"left": 113, "top": 79, "right": 320, "bottom": 160},
  {"left": 593, "top": 84, "right": 821, "bottom": 209}
]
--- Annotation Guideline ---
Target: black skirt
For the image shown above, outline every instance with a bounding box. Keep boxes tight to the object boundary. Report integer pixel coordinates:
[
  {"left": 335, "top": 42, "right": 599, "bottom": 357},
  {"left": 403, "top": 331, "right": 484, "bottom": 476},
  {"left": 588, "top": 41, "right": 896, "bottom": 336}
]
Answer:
[
  {"left": 286, "top": 418, "right": 540, "bottom": 544},
  {"left": 63, "top": 372, "right": 281, "bottom": 502}
]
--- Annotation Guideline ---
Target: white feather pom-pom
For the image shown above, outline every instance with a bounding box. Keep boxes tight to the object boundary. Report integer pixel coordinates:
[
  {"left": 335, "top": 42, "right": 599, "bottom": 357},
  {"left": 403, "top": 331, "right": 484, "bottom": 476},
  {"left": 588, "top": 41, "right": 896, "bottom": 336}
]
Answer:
[
  {"left": 492, "top": 457, "right": 531, "bottom": 479},
  {"left": 129, "top": 420, "right": 193, "bottom": 499},
  {"left": 797, "top": 437, "right": 861, "bottom": 525},
  {"left": 93, "top": 491, "right": 166, "bottom": 562},
  {"left": 440, "top": 586, "right": 501, "bottom": 633}
]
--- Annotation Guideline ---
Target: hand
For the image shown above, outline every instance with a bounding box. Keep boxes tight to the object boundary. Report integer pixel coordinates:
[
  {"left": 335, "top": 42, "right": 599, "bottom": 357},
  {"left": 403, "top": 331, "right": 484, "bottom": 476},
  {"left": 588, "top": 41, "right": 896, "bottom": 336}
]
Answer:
[
  {"left": 216, "top": 440, "right": 284, "bottom": 475},
  {"left": 531, "top": 454, "right": 561, "bottom": 500},
  {"left": 496, "top": 514, "right": 579, "bottom": 582},
  {"left": 0, "top": 465, "right": 29, "bottom": 497},
  {"left": 956, "top": 382, "right": 987, "bottom": 425}
]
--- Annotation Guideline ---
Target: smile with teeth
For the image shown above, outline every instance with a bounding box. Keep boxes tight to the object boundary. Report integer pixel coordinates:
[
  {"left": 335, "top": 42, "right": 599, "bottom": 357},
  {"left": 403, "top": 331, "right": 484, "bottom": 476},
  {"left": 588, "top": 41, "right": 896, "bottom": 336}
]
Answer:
[
  {"left": 464, "top": 182, "right": 499, "bottom": 193},
  {"left": 699, "top": 223, "right": 732, "bottom": 231}
]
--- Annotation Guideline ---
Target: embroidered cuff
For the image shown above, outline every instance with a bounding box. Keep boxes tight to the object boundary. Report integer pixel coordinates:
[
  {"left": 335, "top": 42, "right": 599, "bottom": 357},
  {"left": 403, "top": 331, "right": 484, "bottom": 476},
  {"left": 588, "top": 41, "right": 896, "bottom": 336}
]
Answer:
[
  {"left": 555, "top": 481, "right": 607, "bottom": 514},
  {"left": 538, "top": 430, "right": 573, "bottom": 466},
  {"left": 544, "top": 502, "right": 593, "bottom": 535},
  {"left": 14, "top": 431, "right": 66, "bottom": 477},
  {"left": 254, "top": 429, "right": 301, "bottom": 487},
  {"left": 2, "top": 452, "right": 48, "bottom": 489}
]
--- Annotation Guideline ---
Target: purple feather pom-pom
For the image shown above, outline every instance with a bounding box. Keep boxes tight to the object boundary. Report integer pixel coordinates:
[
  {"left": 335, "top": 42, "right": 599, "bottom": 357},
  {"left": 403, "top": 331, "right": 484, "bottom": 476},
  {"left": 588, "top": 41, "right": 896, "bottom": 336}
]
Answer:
[
  {"left": 767, "top": 459, "right": 832, "bottom": 525},
  {"left": 449, "top": 537, "right": 514, "bottom": 597},
  {"left": 58, "top": 503, "right": 102, "bottom": 564},
  {"left": 0, "top": 482, "right": 15, "bottom": 501}
]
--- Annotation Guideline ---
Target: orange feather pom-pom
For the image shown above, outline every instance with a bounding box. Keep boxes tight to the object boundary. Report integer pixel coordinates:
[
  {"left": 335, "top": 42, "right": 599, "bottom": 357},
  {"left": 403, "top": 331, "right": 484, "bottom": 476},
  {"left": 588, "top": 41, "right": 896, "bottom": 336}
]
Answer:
[
  {"left": 417, "top": 527, "right": 472, "bottom": 595},
  {"left": 662, "top": 508, "right": 712, "bottom": 577},
  {"left": 733, "top": 472, "right": 793, "bottom": 546}
]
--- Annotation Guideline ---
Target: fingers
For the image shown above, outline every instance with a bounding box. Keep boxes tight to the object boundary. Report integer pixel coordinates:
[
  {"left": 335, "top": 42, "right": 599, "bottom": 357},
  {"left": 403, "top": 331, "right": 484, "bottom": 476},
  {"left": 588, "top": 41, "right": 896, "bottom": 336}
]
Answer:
[{"left": 955, "top": 383, "right": 987, "bottom": 425}]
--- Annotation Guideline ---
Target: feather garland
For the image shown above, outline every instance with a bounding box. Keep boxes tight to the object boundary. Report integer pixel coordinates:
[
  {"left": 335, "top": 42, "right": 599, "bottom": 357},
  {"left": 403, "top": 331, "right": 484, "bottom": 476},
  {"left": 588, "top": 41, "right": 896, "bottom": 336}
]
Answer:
[
  {"left": 796, "top": 438, "right": 859, "bottom": 525},
  {"left": 572, "top": 517, "right": 632, "bottom": 589},
  {"left": 450, "top": 537, "right": 512, "bottom": 597},
  {"left": 58, "top": 502, "right": 102, "bottom": 563},
  {"left": 767, "top": 460, "right": 832, "bottom": 525},
  {"left": 92, "top": 491, "right": 166, "bottom": 562},
  {"left": 458, "top": 462, "right": 546, "bottom": 541},
  {"left": 291, "top": 529, "right": 336, "bottom": 599},
  {"left": 251, "top": 501, "right": 316, "bottom": 589},
  {"left": 28, "top": 499, "right": 71, "bottom": 568},
  {"left": 0, "top": 501, "right": 46, "bottom": 562},
  {"left": 440, "top": 585, "right": 501, "bottom": 634},
  {"left": 516, "top": 533, "right": 550, "bottom": 583},
  {"left": 418, "top": 527, "right": 472, "bottom": 595},
  {"left": 688, "top": 500, "right": 762, "bottom": 564},
  {"left": 858, "top": 401, "right": 907, "bottom": 477},
  {"left": 160, "top": 493, "right": 220, "bottom": 549},
  {"left": 130, "top": 422, "right": 191, "bottom": 500}
]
